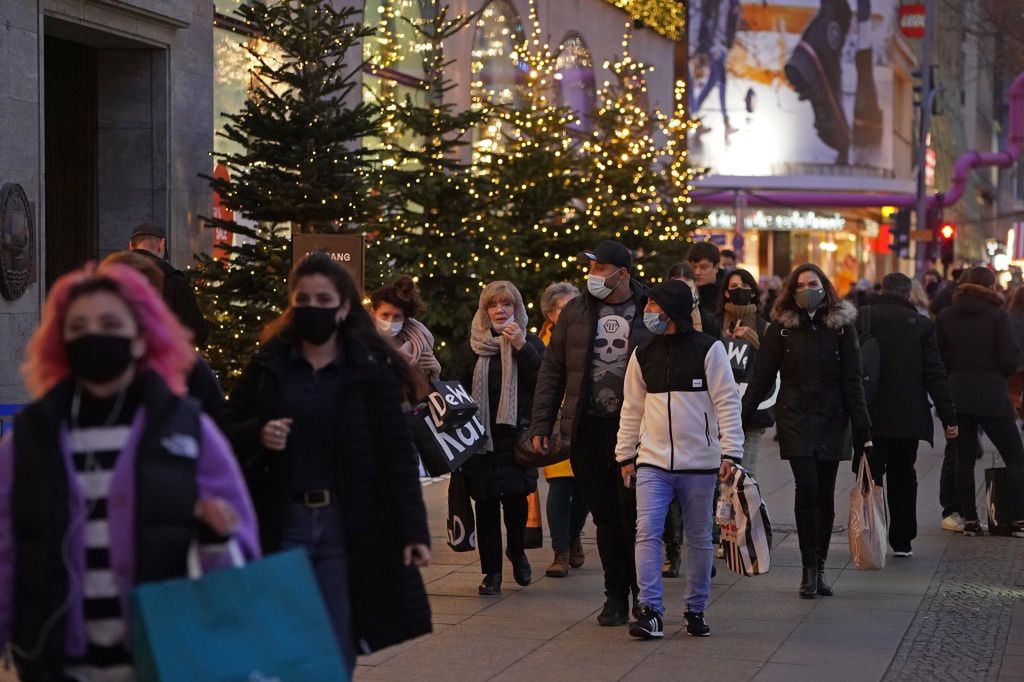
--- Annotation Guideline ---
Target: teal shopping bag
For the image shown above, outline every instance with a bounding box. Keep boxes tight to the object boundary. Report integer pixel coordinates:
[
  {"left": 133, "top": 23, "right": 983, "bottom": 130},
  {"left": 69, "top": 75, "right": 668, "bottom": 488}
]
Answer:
[{"left": 132, "top": 549, "right": 348, "bottom": 681}]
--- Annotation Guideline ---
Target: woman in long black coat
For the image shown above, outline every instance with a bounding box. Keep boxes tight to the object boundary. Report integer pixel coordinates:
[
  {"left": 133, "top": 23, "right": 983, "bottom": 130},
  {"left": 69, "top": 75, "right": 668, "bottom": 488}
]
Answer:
[
  {"left": 936, "top": 267, "right": 1024, "bottom": 537},
  {"left": 221, "top": 253, "right": 432, "bottom": 673},
  {"left": 742, "top": 263, "right": 872, "bottom": 599},
  {"left": 454, "top": 280, "right": 544, "bottom": 596}
]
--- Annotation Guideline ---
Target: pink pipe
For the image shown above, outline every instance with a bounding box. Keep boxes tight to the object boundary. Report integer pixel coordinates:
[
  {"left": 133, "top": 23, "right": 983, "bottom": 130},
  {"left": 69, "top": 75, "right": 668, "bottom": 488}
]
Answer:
[{"left": 691, "top": 72, "right": 1024, "bottom": 211}]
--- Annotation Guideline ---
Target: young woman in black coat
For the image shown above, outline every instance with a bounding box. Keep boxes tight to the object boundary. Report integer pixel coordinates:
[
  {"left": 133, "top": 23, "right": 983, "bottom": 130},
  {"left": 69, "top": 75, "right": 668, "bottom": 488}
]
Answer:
[
  {"left": 742, "top": 263, "right": 872, "bottom": 599},
  {"left": 221, "top": 253, "right": 432, "bottom": 673},
  {"left": 454, "top": 280, "right": 544, "bottom": 596},
  {"left": 936, "top": 267, "right": 1024, "bottom": 537}
]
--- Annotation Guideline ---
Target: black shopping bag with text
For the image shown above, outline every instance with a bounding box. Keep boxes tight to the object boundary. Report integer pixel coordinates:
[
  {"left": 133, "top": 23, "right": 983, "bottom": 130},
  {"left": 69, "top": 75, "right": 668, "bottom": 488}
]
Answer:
[
  {"left": 447, "top": 471, "right": 477, "bottom": 552},
  {"left": 427, "top": 380, "right": 478, "bottom": 429},
  {"left": 413, "top": 403, "right": 487, "bottom": 476}
]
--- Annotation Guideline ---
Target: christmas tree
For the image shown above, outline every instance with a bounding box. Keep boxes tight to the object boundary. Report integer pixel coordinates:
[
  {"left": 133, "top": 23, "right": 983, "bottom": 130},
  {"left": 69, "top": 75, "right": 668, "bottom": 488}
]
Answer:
[
  {"left": 196, "top": 0, "right": 380, "bottom": 386},
  {"left": 366, "top": 5, "right": 496, "bottom": 365}
]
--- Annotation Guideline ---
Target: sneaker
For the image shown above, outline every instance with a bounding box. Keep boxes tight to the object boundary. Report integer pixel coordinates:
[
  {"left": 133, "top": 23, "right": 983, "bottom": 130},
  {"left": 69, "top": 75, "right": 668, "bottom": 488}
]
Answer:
[
  {"left": 683, "top": 611, "right": 711, "bottom": 637},
  {"left": 942, "top": 513, "right": 966, "bottom": 532},
  {"left": 1011, "top": 521, "right": 1024, "bottom": 538},
  {"left": 597, "top": 595, "right": 629, "bottom": 627},
  {"left": 628, "top": 604, "right": 663, "bottom": 640},
  {"left": 963, "top": 520, "right": 984, "bottom": 537},
  {"left": 892, "top": 549, "right": 913, "bottom": 558}
]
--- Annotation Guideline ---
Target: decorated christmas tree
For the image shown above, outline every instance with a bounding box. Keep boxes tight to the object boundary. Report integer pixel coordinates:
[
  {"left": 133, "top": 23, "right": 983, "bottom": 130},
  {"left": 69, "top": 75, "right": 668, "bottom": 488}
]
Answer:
[
  {"left": 366, "top": 5, "right": 496, "bottom": 364},
  {"left": 196, "top": 0, "right": 380, "bottom": 386}
]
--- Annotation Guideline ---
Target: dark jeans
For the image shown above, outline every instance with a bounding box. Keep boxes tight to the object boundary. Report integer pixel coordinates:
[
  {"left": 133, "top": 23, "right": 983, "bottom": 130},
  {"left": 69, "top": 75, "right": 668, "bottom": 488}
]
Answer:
[
  {"left": 940, "top": 440, "right": 961, "bottom": 518},
  {"left": 474, "top": 494, "right": 528, "bottom": 574},
  {"left": 873, "top": 437, "right": 919, "bottom": 552},
  {"left": 954, "top": 413, "right": 1024, "bottom": 522},
  {"left": 788, "top": 458, "right": 840, "bottom": 569},
  {"left": 547, "top": 476, "right": 588, "bottom": 553},
  {"left": 572, "top": 416, "right": 637, "bottom": 598},
  {"left": 281, "top": 503, "right": 355, "bottom": 675}
]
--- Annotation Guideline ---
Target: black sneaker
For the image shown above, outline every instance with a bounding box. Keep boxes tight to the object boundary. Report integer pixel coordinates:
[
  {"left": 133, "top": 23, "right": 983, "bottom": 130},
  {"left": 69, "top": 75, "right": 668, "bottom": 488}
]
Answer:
[
  {"left": 683, "top": 611, "right": 711, "bottom": 637},
  {"left": 597, "top": 595, "right": 629, "bottom": 627},
  {"left": 963, "top": 520, "right": 984, "bottom": 537},
  {"left": 628, "top": 604, "right": 663, "bottom": 640}
]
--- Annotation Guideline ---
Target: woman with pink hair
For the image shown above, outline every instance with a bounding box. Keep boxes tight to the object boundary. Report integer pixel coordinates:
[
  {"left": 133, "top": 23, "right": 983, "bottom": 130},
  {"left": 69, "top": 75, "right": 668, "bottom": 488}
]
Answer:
[{"left": 0, "top": 264, "right": 258, "bottom": 680}]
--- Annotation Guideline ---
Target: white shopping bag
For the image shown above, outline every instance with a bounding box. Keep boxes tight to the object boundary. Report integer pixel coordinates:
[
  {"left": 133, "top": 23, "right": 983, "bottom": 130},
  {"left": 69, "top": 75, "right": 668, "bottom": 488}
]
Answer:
[{"left": 719, "top": 466, "right": 773, "bottom": 576}]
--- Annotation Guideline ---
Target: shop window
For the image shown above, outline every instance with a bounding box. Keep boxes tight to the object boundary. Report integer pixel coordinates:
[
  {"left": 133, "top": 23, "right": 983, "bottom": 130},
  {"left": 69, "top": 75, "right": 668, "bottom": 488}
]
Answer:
[
  {"left": 470, "top": 0, "right": 528, "bottom": 159},
  {"left": 556, "top": 34, "right": 596, "bottom": 134}
]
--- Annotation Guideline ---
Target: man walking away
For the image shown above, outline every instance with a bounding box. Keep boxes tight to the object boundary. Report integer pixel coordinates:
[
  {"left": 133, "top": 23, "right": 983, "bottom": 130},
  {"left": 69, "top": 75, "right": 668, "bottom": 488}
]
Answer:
[
  {"left": 865, "top": 273, "right": 958, "bottom": 556},
  {"left": 616, "top": 280, "right": 744, "bottom": 639},
  {"left": 129, "top": 223, "right": 210, "bottom": 346},
  {"left": 531, "top": 240, "right": 653, "bottom": 626}
]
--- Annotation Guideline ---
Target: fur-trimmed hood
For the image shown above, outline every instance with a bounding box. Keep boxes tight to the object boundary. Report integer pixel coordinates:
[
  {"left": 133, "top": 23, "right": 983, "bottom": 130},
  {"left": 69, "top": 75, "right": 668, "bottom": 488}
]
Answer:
[
  {"left": 952, "top": 283, "right": 1003, "bottom": 308},
  {"left": 772, "top": 299, "right": 858, "bottom": 331}
]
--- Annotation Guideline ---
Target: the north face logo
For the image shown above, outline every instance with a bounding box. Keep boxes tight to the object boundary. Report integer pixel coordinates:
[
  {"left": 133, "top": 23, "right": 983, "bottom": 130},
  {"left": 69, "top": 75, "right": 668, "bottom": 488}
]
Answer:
[{"left": 161, "top": 433, "right": 198, "bottom": 459}]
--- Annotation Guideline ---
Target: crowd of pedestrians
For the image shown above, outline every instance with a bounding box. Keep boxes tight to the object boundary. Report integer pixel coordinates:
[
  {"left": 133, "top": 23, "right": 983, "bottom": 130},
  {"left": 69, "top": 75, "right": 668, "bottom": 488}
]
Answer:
[{"left": 3, "top": 220, "right": 1024, "bottom": 679}]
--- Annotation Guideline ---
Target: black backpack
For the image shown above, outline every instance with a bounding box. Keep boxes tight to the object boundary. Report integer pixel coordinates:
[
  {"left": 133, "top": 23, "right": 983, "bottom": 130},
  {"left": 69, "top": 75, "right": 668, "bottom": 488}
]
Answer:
[{"left": 858, "top": 306, "right": 881, "bottom": 407}]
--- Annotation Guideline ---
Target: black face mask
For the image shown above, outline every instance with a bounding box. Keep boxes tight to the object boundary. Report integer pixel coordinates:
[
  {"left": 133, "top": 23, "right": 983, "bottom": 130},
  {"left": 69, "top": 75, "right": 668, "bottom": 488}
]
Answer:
[
  {"left": 65, "top": 335, "right": 135, "bottom": 383},
  {"left": 292, "top": 305, "right": 341, "bottom": 345},
  {"left": 728, "top": 288, "right": 755, "bottom": 306},
  {"left": 926, "top": 281, "right": 939, "bottom": 296}
]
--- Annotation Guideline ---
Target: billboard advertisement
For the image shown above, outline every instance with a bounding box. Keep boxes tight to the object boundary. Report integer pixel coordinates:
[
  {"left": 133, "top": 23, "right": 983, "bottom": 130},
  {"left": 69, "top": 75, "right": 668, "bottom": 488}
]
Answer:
[{"left": 688, "top": 0, "right": 898, "bottom": 175}]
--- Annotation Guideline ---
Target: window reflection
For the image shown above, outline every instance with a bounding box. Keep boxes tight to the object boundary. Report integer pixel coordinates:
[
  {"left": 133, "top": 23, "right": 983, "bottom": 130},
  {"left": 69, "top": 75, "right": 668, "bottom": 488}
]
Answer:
[{"left": 556, "top": 34, "right": 596, "bottom": 133}]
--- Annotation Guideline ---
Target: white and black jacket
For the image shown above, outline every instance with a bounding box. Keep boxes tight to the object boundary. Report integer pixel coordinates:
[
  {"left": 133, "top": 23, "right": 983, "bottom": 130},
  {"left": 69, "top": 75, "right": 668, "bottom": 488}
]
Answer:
[{"left": 615, "top": 331, "right": 745, "bottom": 472}]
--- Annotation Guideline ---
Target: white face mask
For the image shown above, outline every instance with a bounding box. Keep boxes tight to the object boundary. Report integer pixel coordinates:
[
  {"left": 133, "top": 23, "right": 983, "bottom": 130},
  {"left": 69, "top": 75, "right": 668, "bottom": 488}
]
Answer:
[
  {"left": 587, "top": 271, "right": 619, "bottom": 300},
  {"left": 375, "top": 316, "right": 403, "bottom": 337}
]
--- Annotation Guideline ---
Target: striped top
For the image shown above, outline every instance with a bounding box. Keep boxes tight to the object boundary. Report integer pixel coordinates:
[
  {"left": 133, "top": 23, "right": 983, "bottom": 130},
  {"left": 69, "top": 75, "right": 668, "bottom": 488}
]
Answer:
[{"left": 64, "top": 390, "right": 137, "bottom": 682}]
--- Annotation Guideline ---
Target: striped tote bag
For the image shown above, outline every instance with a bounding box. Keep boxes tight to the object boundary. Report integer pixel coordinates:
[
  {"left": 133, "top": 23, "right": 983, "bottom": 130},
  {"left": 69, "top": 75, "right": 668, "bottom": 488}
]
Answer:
[{"left": 719, "top": 467, "right": 773, "bottom": 576}]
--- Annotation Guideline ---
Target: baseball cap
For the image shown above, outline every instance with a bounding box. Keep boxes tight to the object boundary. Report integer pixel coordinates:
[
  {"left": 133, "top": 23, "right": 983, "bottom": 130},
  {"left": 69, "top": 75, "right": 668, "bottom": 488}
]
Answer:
[
  {"left": 130, "top": 223, "right": 166, "bottom": 241},
  {"left": 579, "top": 240, "right": 632, "bottom": 269}
]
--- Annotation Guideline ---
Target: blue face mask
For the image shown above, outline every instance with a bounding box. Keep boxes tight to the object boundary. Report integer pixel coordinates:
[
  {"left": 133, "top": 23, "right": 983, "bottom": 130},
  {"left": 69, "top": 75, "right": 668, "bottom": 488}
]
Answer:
[{"left": 643, "top": 311, "right": 668, "bottom": 335}]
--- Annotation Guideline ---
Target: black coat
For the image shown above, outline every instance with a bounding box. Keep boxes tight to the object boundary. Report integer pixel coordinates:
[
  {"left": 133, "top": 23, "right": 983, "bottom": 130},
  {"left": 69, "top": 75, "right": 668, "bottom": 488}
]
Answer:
[
  {"left": 454, "top": 334, "right": 543, "bottom": 500},
  {"left": 936, "top": 284, "right": 1020, "bottom": 418},
  {"left": 221, "top": 335, "right": 431, "bottom": 653},
  {"left": 863, "top": 295, "right": 956, "bottom": 443},
  {"left": 742, "top": 301, "right": 871, "bottom": 460},
  {"left": 187, "top": 356, "right": 225, "bottom": 423},
  {"left": 530, "top": 280, "right": 653, "bottom": 447},
  {"left": 134, "top": 248, "right": 210, "bottom": 347}
]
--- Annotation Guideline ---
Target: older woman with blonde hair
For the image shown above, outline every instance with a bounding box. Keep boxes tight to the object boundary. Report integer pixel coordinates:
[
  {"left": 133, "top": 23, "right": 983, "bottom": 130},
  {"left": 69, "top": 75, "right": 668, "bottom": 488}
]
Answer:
[{"left": 454, "top": 281, "right": 545, "bottom": 595}]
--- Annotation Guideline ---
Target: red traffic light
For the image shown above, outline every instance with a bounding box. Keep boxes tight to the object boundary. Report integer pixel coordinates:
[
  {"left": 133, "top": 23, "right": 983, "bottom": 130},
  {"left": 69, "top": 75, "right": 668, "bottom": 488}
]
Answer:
[{"left": 940, "top": 223, "right": 956, "bottom": 240}]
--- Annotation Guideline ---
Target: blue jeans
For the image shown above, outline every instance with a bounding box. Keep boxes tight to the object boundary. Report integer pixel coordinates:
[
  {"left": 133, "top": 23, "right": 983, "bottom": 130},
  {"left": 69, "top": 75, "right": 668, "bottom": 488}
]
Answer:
[
  {"left": 547, "top": 477, "right": 589, "bottom": 553},
  {"left": 281, "top": 503, "right": 355, "bottom": 675},
  {"left": 635, "top": 467, "right": 716, "bottom": 615}
]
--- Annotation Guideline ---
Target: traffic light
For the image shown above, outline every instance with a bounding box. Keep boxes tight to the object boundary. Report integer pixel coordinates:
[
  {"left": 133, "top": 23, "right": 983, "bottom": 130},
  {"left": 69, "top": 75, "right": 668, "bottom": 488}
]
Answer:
[
  {"left": 911, "top": 65, "right": 941, "bottom": 115},
  {"left": 939, "top": 222, "right": 956, "bottom": 264},
  {"left": 891, "top": 209, "right": 911, "bottom": 258}
]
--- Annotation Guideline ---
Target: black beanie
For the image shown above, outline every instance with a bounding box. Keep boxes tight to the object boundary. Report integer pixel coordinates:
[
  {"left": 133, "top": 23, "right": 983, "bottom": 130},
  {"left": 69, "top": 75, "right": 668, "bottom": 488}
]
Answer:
[{"left": 648, "top": 280, "right": 695, "bottom": 329}]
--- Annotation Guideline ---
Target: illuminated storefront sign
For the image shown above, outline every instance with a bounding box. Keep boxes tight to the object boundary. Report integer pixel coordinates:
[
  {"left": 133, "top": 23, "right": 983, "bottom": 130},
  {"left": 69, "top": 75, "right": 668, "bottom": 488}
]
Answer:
[{"left": 707, "top": 209, "right": 847, "bottom": 232}]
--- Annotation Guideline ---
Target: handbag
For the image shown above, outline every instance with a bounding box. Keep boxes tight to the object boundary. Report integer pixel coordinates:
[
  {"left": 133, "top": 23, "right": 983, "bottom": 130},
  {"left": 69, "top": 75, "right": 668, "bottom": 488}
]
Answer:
[
  {"left": 413, "top": 403, "right": 488, "bottom": 477},
  {"left": 848, "top": 453, "right": 889, "bottom": 570},
  {"left": 132, "top": 548, "right": 349, "bottom": 681},
  {"left": 986, "top": 463, "right": 1015, "bottom": 536},
  {"left": 512, "top": 423, "right": 570, "bottom": 469},
  {"left": 718, "top": 466, "right": 773, "bottom": 576},
  {"left": 426, "top": 379, "right": 478, "bottom": 429},
  {"left": 447, "top": 471, "right": 478, "bottom": 551}
]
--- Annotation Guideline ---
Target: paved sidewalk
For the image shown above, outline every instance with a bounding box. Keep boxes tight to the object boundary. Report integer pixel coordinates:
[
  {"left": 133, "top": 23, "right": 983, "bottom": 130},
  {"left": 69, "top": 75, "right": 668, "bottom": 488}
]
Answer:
[{"left": 357, "top": 426, "right": 1024, "bottom": 682}]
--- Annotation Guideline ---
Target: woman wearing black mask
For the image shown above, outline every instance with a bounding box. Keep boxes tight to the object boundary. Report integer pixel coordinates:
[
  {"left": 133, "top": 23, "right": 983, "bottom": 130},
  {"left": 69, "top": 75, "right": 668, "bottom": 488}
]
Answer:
[
  {"left": 221, "top": 253, "right": 432, "bottom": 673},
  {"left": 719, "top": 268, "right": 770, "bottom": 477},
  {"left": 742, "top": 263, "right": 871, "bottom": 599}
]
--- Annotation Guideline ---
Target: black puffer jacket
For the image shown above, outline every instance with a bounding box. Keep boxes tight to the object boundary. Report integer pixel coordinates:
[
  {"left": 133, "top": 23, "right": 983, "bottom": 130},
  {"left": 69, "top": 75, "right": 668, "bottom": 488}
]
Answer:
[
  {"left": 742, "top": 300, "right": 871, "bottom": 460},
  {"left": 221, "top": 335, "right": 431, "bottom": 654},
  {"left": 936, "top": 284, "right": 1020, "bottom": 418},
  {"left": 530, "top": 280, "right": 652, "bottom": 448},
  {"left": 863, "top": 294, "right": 956, "bottom": 443},
  {"left": 453, "top": 334, "right": 544, "bottom": 500}
]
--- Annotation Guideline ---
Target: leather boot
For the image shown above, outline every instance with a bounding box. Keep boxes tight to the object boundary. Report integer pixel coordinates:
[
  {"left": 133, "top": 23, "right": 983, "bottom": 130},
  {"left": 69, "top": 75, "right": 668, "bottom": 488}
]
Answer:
[
  {"left": 546, "top": 551, "right": 569, "bottom": 578},
  {"left": 569, "top": 535, "right": 586, "bottom": 568},
  {"left": 799, "top": 567, "right": 818, "bottom": 599},
  {"left": 662, "top": 543, "right": 681, "bottom": 578},
  {"left": 479, "top": 573, "right": 502, "bottom": 596},
  {"left": 817, "top": 513, "right": 835, "bottom": 596}
]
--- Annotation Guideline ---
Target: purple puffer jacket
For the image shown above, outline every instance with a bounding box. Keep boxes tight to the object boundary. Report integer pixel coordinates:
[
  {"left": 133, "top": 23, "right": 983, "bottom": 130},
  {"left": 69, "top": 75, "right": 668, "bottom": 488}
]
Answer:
[{"left": 0, "top": 409, "right": 260, "bottom": 657}]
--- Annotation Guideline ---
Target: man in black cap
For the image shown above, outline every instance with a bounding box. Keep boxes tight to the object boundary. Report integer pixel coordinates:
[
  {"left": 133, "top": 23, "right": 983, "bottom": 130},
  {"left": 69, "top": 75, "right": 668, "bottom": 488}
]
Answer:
[
  {"left": 129, "top": 223, "right": 209, "bottom": 346},
  {"left": 531, "top": 239, "right": 653, "bottom": 626},
  {"left": 615, "top": 280, "right": 743, "bottom": 639}
]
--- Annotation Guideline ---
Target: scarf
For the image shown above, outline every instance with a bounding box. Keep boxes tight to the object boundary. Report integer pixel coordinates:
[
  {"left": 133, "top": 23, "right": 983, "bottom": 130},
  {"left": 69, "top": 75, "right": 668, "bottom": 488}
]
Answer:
[
  {"left": 723, "top": 302, "right": 760, "bottom": 349},
  {"left": 396, "top": 317, "right": 441, "bottom": 381},
  {"left": 469, "top": 282, "right": 528, "bottom": 451}
]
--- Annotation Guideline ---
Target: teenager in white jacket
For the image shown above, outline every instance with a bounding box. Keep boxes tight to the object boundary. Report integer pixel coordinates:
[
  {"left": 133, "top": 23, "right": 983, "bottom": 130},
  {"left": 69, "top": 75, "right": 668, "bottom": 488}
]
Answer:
[{"left": 616, "top": 280, "right": 744, "bottom": 639}]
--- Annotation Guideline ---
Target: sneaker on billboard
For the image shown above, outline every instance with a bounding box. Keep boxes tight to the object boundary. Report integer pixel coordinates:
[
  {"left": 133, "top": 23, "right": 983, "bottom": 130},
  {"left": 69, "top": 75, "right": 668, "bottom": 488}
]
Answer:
[{"left": 784, "top": 0, "right": 852, "bottom": 159}]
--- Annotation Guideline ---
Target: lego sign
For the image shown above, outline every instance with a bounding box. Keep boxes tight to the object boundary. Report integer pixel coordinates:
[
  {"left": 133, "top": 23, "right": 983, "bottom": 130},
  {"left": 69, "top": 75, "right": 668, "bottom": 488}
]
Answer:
[
  {"left": 899, "top": 4, "right": 926, "bottom": 39},
  {"left": 292, "top": 233, "right": 365, "bottom": 291}
]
